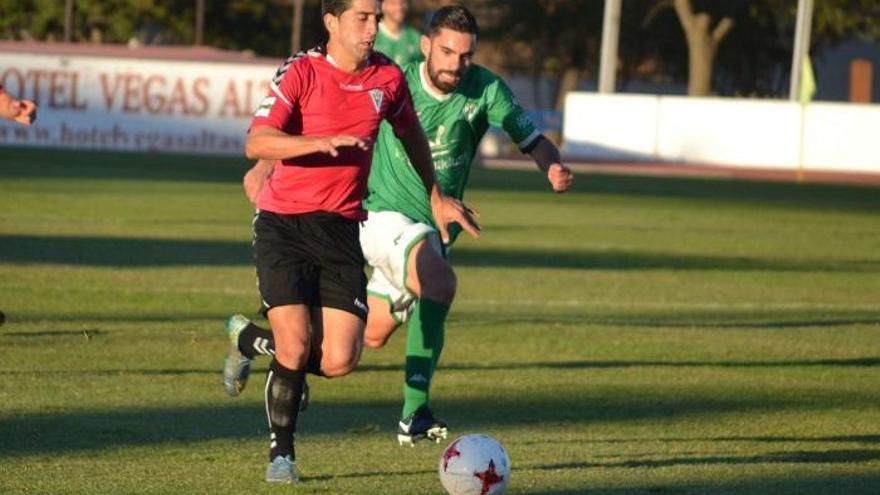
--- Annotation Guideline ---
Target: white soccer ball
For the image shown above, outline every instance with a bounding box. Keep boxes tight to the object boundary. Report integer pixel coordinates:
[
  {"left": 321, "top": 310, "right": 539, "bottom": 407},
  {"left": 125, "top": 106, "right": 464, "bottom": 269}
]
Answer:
[{"left": 439, "top": 434, "right": 511, "bottom": 495}]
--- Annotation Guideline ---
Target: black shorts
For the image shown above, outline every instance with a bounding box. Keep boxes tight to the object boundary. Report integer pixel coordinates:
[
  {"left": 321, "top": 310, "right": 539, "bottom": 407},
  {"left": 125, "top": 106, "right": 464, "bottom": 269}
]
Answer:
[{"left": 253, "top": 210, "right": 368, "bottom": 322}]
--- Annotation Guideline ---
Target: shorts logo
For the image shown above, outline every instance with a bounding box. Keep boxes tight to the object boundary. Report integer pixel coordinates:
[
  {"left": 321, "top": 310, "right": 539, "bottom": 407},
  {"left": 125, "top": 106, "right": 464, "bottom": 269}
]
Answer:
[
  {"left": 354, "top": 298, "right": 368, "bottom": 313},
  {"left": 369, "top": 89, "right": 384, "bottom": 114}
]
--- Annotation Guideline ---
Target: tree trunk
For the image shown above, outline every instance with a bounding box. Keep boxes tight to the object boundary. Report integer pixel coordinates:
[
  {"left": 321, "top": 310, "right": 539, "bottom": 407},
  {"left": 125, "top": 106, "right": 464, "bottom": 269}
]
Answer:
[
  {"left": 673, "top": 0, "right": 734, "bottom": 96},
  {"left": 292, "top": 0, "right": 305, "bottom": 54}
]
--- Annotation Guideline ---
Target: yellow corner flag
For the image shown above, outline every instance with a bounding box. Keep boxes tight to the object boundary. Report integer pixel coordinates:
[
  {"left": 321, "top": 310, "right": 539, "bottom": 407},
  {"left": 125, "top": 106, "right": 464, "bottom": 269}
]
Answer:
[{"left": 799, "top": 56, "right": 816, "bottom": 105}]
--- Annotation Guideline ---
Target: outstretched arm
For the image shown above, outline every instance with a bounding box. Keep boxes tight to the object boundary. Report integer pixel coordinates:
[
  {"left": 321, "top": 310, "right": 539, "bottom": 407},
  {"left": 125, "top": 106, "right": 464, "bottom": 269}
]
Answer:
[
  {"left": 245, "top": 126, "right": 369, "bottom": 161},
  {"left": 0, "top": 87, "right": 37, "bottom": 126},
  {"left": 398, "top": 125, "right": 481, "bottom": 243},
  {"left": 525, "top": 135, "right": 573, "bottom": 193}
]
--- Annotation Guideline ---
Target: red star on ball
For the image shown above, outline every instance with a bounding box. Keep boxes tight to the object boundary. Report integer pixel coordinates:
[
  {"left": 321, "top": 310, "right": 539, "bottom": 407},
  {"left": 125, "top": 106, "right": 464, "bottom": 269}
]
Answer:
[
  {"left": 442, "top": 440, "right": 462, "bottom": 472},
  {"left": 473, "top": 459, "right": 504, "bottom": 495}
]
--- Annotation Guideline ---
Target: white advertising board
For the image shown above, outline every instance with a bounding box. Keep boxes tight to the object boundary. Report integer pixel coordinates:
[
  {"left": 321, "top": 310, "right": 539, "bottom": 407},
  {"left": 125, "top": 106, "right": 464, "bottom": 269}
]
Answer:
[
  {"left": 0, "top": 51, "right": 276, "bottom": 155},
  {"left": 802, "top": 103, "right": 880, "bottom": 172},
  {"left": 657, "top": 97, "right": 802, "bottom": 169},
  {"left": 563, "top": 93, "right": 659, "bottom": 160},
  {"left": 563, "top": 91, "right": 880, "bottom": 174}
]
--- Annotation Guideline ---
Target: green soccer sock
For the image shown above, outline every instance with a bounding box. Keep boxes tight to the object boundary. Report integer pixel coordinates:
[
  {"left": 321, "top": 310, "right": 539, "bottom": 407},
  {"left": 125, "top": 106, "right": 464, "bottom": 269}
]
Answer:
[{"left": 402, "top": 297, "right": 449, "bottom": 419}]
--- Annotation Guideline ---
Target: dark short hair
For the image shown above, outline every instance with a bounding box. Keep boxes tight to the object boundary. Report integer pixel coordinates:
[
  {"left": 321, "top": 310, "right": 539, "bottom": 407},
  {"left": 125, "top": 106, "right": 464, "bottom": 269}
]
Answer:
[
  {"left": 322, "top": 0, "right": 354, "bottom": 16},
  {"left": 427, "top": 5, "right": 479, "bottom": 38}
]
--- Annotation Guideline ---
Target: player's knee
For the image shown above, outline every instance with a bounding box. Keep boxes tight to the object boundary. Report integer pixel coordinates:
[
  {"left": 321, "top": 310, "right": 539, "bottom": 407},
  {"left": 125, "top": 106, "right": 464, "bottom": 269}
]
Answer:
[
  {"left": 363, "top": 332, "right": 388, "bottom": 349},
  {"left": 321, "top": 362, "right": 355, "bottom": 378},
  {"left": 364, "top": 321, "right": 397, "bottom": 349},
  {"left": 274, "top": 347, "right": 308, "bottom": 370},
  {"left": 425, "top": 269, "right": 456, "bottom": 304},
  {"left": 320, "top": 351, "right": 360, "bottom": 378}
]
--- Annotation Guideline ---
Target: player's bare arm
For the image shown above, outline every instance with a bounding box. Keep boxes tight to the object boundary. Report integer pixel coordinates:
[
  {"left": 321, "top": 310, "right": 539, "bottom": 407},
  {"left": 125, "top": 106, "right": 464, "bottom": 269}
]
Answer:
[
  {"left": 398, "top": 124, "right": 481, "bottom": 243},
  {"left": 243, "top": 159, "right": 275, "bottom": 205},
  {"left": 527, "top": 135, "right": 574, "bottom": 193},
  {"left": 245, "top": 125, "right": 368, "bottom": 160},
  {"left": 0, "top": 88, "right": 37, "bottom": 126}
]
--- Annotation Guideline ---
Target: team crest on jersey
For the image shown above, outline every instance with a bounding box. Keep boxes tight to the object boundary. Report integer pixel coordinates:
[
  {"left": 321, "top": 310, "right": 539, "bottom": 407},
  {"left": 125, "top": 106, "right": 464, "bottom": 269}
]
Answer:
[{"left": 369, "top": 89, "right": 384, "bottom": 114}]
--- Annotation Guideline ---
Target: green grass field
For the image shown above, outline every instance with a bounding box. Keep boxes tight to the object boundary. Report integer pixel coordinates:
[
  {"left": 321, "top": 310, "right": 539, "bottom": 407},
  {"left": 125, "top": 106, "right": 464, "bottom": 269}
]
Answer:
[{"left": 1, "top": 147, "right": 879, "bottom": 494}]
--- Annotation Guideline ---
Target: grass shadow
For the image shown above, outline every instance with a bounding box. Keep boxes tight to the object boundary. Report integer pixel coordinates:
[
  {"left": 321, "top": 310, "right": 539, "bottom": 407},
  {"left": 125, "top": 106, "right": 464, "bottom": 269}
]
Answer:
[
  {"left": 0, "top": 234, "right": 250, "bottom": 266},
  {"left": 0, "top": 389, "right": 849, "bottom": 458},
  {"left": 467, "top": 167, "right": 880, "bottom": 214},
  {"left": 453, "top": 310, "right": 880, "bottom": 330},
  {"left": 451, "top": 247, "right": 879, "bottom": 272},
  {"left": 357, "top": 357, "right": 880, "bottom": 373},
  {"left": 0, "top": 147, "right": 246, "bottom": 183},
  {"left": 519, "top": 473, "right": 880, "bottom": 495},
  {"left": 3, "top": 234, "right": 877, "bottom": 273},
  {"left": 527, "top": 449, "right": 880, "bottom": 471},
  {"left": 3, "top": 148, "right": 880, "bottom": 215}
]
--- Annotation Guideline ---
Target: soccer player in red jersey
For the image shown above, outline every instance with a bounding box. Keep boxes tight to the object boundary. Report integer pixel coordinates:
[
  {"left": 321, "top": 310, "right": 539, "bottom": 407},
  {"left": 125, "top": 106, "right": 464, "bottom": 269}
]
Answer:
[
  {"left": 241, "top": 0, "right": 478, "bottom": 483},
  {"left": 0, "top": 85, "right": 37, "bottom": 125}
]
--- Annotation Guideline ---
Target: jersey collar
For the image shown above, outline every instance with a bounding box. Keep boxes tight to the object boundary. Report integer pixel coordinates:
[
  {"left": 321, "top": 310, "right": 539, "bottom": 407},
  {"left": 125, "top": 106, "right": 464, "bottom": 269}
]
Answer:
[{"left": 325, "top": 52, "right": 372, "bottom": 73}]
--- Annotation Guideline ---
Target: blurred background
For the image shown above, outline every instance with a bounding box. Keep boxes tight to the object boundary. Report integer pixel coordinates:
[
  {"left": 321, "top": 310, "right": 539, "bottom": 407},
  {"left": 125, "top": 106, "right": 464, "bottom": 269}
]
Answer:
[{"left": 1, "top": 0, "right": 878, "bottom": 179}]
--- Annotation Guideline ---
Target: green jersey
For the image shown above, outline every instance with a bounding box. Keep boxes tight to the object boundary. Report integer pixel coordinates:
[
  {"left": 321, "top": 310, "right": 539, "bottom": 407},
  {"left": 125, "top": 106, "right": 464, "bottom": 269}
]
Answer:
[
  {"left": 374, "top": 23, "right": 423, "bottom": 67},
  {"left": 364, "top": 62, "right": 539, "bottom": 239}
]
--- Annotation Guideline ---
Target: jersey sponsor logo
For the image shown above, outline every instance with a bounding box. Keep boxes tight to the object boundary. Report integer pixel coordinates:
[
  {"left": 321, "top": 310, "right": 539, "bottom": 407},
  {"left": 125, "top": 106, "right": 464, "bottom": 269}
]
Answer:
[
  {"left": 429, "top": 125, "right": 460, "bottom": 159},
  {"left": 369, "top": 89, "right": 384, "bottom": 114},
  {"left": 254, "top": 96, "right": 277, "bottom": 118},
  {"left": 427, "top": 124, "right": 468, "bottom": 171},
  {"left": 340, "top": 83, "right": 364, "bottom": 91},
  {"left": 434, "top": 154, "right": 468, "bottom": 171},
  {"left": 429, "top": 125, "right": 447, "bottom": 148}
]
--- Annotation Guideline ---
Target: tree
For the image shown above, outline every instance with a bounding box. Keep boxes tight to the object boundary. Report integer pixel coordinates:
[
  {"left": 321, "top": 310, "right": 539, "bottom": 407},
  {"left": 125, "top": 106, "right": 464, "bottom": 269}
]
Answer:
[
  {"left": 483, "top": 0, "right": 605, "bottom": 111},
  {"left": 0, "top": 0, "right": 324, "bottom": 57},
  {"left": 641, "top": 0, "right": 880, "bottom": 97},
  {"left": 668, "top": 0, "right": 733, "bottom": 96}
]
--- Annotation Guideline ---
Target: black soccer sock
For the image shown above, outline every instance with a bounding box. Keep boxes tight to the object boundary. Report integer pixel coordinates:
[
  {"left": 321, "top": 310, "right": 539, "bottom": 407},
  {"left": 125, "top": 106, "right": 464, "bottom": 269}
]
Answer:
[
  {"left": 238, "top": 323, "right": 275, "bottom": 359},
  {"left": 266, "top": 360, "right": 305, "bottom": 461}
]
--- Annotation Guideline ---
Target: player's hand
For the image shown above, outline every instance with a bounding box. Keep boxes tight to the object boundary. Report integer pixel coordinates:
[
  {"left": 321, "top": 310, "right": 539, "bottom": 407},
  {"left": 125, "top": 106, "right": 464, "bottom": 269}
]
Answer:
[
  {"left": 548, "top": 163, "right": 573, "bottom": 193},
  {"left": 315, "top": 135, "right": 369, "bottom": 157},
  {"left": 243, "top": 159, "right": 274, "bottom": 205},
  {"left": 430, "top": 190, "right": 481, "bottom": 243},
  {"left": 14, "top": 100, "right": 37, "bottom": 126}
]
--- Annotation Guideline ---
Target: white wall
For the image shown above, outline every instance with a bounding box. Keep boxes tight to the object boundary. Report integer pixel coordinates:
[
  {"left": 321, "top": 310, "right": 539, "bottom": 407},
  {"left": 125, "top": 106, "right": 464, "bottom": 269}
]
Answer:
[
  {"left": 0, "top": 52, "right": 276, "bottom": 155},
  {"left": 657, "top": 97, "right": 802, "bottom": 169},
  {"left": 564, "top": 93, "right": 658, "bottom": 160},
  {"left": 563, "top": 92, "right": 880, "bottom": 174},
  {"left": 802, "top": 103, "right": 880, "bottom": 173}
]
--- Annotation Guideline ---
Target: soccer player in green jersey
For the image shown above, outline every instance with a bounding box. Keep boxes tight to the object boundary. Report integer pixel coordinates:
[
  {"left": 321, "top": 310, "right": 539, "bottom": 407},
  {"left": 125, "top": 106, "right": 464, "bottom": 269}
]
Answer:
[
  {"left": 225, "top": 4, "right": 573, "bottom": 446},
  {"left": 374, "top": 0, "right": 423, "bottom": 66}
]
